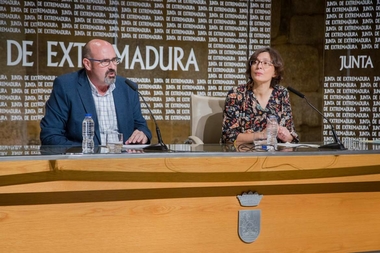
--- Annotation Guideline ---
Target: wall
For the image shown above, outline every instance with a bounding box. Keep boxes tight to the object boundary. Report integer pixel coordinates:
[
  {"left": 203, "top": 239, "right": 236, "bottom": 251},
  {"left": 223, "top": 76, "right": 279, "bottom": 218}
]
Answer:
[
  {"left": 271, "top": 0, "right": 325, "bottom": 142},
  {"left": 1, "top": 0, "right": 352, "bottom": 145},
  {"left": 0, "top": 0, "right": 273, "bottom": 145}
]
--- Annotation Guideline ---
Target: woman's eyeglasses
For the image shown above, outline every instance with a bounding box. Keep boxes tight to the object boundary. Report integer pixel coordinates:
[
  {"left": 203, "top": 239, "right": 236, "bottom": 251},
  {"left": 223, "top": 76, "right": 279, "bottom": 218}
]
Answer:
[{"left": 249, "top": 60, "right": 273, "bottom": 69}]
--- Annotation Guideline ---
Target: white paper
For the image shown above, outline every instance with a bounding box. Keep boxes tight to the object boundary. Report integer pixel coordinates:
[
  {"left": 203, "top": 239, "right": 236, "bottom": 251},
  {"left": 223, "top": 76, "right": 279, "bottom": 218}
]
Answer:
[
  {"left": 277, "top": 142, "right": 320, "bottom": 148},
  {"left": 122, "top": 144, "right": 150, "bottom": 150},
  {"left": 359, "top": 140, "right": 380, "bottom": 144}
]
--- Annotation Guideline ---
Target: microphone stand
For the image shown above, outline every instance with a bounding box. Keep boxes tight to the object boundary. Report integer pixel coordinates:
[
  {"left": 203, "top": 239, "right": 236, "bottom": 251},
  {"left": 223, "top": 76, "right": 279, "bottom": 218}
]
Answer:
[
  {"left": 303, "top": 97, "right": 346, "bottom": 150},
  {"left": 139, "top": 93, "right": 169, "bottom": 151},
  {"left": 125, "top": 79, "right": 168, "bottom": 152},
  {"left": 287, "top": 87, "right": 346, "bottom": 150}
]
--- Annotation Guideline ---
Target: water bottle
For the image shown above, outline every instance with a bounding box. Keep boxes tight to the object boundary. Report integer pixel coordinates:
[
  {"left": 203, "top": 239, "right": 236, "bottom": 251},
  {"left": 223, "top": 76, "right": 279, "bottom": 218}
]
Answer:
[
  {"left": 82, "top": 114, "right": 95, "bottom": 153},
  {"left": 266, "top": 115, "right": 279, "bottom": 151}
]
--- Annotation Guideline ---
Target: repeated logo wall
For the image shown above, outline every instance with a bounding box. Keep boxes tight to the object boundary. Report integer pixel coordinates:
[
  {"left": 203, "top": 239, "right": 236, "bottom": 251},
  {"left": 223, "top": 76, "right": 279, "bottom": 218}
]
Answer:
[
  {"left": 0, "top": 0, "right": 272, "bottom": 145},
  {"left": 323, "top": 1, "right": 380, "bottom": 144}
]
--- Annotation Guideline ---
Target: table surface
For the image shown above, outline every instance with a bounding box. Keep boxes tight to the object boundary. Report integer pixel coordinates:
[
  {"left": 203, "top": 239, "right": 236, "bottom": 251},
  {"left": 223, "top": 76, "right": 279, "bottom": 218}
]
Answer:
[{"left": 0, "top": 141, "right": 379, "bottom": 161}]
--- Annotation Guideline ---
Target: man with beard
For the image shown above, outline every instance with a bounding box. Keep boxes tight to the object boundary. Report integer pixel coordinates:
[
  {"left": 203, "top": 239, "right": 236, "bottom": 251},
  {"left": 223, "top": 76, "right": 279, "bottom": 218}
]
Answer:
[{"left": 40, "top": 39, "right": 152, "bottom": 146}]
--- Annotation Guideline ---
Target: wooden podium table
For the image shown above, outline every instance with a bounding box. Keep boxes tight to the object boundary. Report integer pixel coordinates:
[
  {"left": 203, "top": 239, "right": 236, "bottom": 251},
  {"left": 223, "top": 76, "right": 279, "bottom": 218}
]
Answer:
[{"left": 1, "top": 144, "right": 380, "bottom": 252}]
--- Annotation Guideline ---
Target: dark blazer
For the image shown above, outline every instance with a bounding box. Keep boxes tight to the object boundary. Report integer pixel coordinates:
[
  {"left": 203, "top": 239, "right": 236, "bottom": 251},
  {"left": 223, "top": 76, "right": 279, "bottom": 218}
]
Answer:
[{"left": 40, "top": 69, "right": 152, "bottom": 145}]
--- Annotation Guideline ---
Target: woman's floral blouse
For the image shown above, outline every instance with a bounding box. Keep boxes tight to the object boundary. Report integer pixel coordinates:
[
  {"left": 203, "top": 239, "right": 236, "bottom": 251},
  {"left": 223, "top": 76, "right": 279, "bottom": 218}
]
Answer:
[{"left": 221, "top": 84, "right": 299, "bottom": 143}]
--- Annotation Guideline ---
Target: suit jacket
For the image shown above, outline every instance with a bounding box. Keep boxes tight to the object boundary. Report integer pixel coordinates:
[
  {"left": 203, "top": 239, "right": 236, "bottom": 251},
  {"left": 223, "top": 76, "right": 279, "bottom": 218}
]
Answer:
[{"left": 40, "top": 69, "right": 152, "bottom": 145}]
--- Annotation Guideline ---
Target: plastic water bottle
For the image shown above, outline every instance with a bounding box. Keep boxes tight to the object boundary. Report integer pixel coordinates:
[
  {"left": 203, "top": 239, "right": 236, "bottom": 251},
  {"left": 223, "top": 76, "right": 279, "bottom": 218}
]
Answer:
[
  {"left": 82, "top": 114, "right": 95, "bottom": 153},
  {"left": 266, "top": 115, "right": 279, "bottom": 151}
]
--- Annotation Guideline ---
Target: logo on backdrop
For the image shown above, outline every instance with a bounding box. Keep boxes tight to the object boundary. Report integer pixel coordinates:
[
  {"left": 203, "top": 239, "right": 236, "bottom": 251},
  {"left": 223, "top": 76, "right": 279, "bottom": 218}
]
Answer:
[{"left": 6, "top": 40, "right": 199, "bottom": 71}]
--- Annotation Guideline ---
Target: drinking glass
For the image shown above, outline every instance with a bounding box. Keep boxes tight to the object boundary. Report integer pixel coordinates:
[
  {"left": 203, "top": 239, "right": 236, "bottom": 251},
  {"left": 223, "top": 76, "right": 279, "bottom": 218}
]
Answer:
[{"left": 106, "top": 131, "right": 123, "bottom": 154}]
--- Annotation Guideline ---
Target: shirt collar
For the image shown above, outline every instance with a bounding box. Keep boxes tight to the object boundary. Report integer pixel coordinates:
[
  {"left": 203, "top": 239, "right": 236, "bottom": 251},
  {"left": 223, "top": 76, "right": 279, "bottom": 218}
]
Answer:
[{"left": 87, "top": 75, "right": 116, "bottom": 96}]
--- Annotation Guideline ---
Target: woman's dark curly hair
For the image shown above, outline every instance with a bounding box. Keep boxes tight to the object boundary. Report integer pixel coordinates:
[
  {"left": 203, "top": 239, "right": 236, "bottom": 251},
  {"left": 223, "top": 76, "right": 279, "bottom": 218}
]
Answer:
[{"left": 245, "top": 47, "right": 284, "bottom": 90}]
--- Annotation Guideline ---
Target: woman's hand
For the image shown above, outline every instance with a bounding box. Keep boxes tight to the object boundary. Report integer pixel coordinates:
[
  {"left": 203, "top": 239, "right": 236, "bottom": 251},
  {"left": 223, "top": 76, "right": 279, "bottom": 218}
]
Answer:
[{"left": 277, "top": 126, "right": 293, "bottom": 143}]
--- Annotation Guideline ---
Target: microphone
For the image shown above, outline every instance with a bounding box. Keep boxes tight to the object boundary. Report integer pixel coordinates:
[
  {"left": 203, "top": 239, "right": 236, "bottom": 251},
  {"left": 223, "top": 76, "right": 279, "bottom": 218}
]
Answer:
[
  {"left": 125, "top": 79, "right": 168, "bottom": 151},
  {"left": 287, "top": 86, "right": 346, "bottom": 150}
]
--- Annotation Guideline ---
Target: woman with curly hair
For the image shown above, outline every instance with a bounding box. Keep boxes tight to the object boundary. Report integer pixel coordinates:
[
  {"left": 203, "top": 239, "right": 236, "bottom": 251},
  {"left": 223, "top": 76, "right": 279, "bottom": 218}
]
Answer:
[{"left": 221, "top": 47, "right": 299, "bottom": 144}]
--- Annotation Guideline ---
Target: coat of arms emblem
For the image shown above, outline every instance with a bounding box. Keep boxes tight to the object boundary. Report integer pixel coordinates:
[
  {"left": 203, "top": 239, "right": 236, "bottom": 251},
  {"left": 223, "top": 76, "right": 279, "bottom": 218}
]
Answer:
[
  {"left": 238, "top": 210, "right": 261, "bottom": 243},
  {"left": 237, "top": 191, "right": 263, "bottom": 243}
]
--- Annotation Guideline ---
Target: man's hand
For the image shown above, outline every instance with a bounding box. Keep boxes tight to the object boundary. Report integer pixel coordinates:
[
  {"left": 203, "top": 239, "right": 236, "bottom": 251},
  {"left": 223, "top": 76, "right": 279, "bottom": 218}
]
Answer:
[{"left": 125, "top": 130, "right": 148, "bottom": 144}]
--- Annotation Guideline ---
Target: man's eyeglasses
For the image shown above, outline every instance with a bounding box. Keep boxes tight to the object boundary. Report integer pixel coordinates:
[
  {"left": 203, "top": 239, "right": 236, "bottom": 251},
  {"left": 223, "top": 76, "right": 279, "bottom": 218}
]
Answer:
[
  {"left": 87, "top": 57, "right": 121, "bottom": 67},
  {"left": 249, "top": 60, "right": 273, "bottom": 69}
]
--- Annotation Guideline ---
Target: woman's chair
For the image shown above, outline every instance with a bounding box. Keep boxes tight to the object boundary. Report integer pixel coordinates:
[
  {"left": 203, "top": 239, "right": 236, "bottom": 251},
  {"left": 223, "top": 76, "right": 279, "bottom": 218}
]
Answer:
[{"left": 186, "top": 94, "right": 225, "bottom": 144}]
